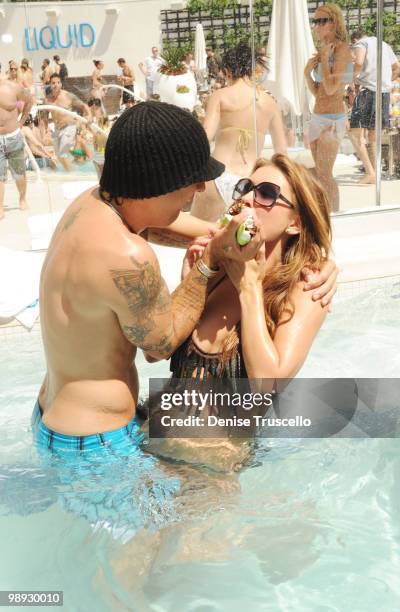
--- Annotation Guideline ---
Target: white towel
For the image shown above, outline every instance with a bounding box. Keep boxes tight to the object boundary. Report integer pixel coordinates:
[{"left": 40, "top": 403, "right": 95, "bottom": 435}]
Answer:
[
  {"left": 15, "top": 299, "right": 40, "bottom": 330},
  {"left": 0, "top": 247, "right": 45, "bottom": 320}
]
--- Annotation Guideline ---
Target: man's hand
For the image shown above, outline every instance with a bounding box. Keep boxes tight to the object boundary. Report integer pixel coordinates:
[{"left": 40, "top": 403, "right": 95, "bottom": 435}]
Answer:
[
  {"left": 181, "top": 234, "right": 213, "bottom": 280},
  {"left": 302, "top": 259, "right": 339, "bottom": 310}
]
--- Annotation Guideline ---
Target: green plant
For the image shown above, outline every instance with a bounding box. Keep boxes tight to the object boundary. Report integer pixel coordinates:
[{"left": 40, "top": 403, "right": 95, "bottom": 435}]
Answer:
[
  {"left": 253, "top": 0, "right": 273, "bottom": 19},
  {"left": 187, "top": 0, "right": 239, "bottom": 16},
  {"left": 363, "top": 11, "right": 400, "bottom": 50},
  {"left": 160, "top": 45, "right": 187, "bottom": 75},
  {"left": 335, "top": 0, "right": 369, "bottom": 8},
  {"left": 187, "top": 0, "right": 205, "bottom": 14}
]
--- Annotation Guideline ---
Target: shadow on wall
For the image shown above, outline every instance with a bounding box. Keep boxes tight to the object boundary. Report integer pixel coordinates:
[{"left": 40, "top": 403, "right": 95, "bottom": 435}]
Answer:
[{"left": 94, "top": 13, "right": 120, "bottom": 57}]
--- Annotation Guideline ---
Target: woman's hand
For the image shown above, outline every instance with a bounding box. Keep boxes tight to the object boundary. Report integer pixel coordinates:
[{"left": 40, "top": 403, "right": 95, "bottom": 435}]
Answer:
[
  {"left": 304, "top": 54, "right": 319, "bottom": 76},
  {"left": 302, "top": 259, "right": 339, "bottom": 310},
  {"left": 319, "top": 42, "right": 335, "bottom": 61}
]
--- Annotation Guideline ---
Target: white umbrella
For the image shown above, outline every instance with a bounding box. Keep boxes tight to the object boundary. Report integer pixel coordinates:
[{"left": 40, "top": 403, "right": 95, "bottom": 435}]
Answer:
[
  {"left": 266, "top": 0, "right": 315, "bottom": 115},
  {"left": 194, "top": 23, "right": 207, "bottom": 71}
]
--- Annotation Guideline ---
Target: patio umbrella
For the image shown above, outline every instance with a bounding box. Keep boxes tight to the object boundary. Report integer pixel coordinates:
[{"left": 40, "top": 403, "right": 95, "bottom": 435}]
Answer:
[
  {"left": 194, "top": 23, "right": 207, "bottom": 71},
  {"left": 266, "top": 0, "right": 315, "bottom": 115}
]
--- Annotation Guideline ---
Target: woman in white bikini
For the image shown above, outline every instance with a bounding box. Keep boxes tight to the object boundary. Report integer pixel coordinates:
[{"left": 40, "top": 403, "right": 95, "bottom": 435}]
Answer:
[
  {"left": 191, "top": 42, "right": 287, "bottom": 222},
  {"left": 304, "top": 3, "right": 353, "bottom": 212}
]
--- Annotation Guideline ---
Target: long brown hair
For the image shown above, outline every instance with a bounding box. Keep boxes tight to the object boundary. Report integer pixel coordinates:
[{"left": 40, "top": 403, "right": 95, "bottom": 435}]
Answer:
[
  {"left": 258, "top": 154, "right": 331, "bottom": 337},
  {"left": 317, "top": 3, "right": 348, "bottom": 42},
  {"left": 221, "top": 154, "right": 332, "bottom": 362}
]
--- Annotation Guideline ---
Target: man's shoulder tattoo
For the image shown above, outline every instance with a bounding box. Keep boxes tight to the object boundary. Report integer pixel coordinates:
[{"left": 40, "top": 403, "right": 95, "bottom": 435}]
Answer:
[
  {"left": 62, "top": 207, "right": 82, "bottom": 231},
  {"left": 110, "top": 255, "right": 161, "bottom": 313}
]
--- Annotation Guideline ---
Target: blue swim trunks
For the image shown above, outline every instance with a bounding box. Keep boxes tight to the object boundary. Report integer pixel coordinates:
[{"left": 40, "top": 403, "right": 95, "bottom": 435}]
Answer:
[
  {"left": 31, "top": 399, "right": 144, "bottom": 455},
  {"left": 31, "top": 401, "right": 180, "bottom": 541}
]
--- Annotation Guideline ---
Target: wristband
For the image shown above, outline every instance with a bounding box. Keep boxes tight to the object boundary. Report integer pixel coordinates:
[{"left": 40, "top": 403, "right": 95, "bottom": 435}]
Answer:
[{"left": 196, "top": 258, "right": 219, "bottom": 278}]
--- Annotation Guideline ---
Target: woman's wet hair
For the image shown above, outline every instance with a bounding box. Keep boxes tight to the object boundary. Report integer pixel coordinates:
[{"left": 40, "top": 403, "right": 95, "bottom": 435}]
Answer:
[
  {"left": 220, "top": 154, "right": 332, "bottom": 357},
  {"left": 221, "top": 42, "right": 267, "bottom": 80},
  {"left": 254, "top": 154, "right": 332, "bottom": 336}
]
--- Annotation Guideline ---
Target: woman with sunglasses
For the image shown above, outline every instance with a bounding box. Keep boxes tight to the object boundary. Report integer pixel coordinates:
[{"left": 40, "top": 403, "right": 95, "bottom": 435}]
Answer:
[
  {"left": 147, "top": 154, "right": 331, "bottom": 470},
  {"left": 304, "top": 3, "right": 353, "bottom": 212},
  {"left": 175, "top": 153, "right": 331, "bottom": 382},
  {"left": 191, "top": 42, "right": 287, "bottom": 223}
]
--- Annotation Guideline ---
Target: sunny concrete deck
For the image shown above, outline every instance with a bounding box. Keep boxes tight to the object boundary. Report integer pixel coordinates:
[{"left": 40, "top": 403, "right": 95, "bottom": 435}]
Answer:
[{"left": 1, "top": 159, "right": 399, "bottom": 251}]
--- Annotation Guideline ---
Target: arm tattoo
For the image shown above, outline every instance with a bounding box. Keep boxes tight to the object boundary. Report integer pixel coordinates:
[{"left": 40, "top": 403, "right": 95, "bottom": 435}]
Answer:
[
  {"left": 63, "top": 207, "right": 82, "bottom": 230},
  {"left": 110, "top": 255, "right": 173, "bottom": 354},
  {"left": 110, "top": 255, "right": 161, "bottom": 313}
]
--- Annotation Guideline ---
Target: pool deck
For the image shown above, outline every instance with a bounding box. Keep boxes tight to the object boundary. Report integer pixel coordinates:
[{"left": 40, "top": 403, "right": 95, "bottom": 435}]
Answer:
[{"left": 1, "top": 163, "right": 400, "bottom": 282}]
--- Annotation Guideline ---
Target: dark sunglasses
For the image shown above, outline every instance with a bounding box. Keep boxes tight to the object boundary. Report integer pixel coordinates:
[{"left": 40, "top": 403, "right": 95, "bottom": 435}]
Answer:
[
  {"left": 232, "top": 179, "right": 295, "bottom": 209},
  {"left": 312, "top": 17, "right": 333, "bottom": 26}
]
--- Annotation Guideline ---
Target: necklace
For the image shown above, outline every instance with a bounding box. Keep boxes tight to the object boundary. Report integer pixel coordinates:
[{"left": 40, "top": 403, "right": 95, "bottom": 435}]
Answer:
[{"left": 99, "top": 189, "right": 136, "bottom": 233}]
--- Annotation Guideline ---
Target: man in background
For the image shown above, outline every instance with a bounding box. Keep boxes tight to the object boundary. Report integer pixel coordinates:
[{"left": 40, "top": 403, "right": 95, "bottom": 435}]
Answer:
[
  {"left": 117, "top": 58, "right": 135, "bottom": 106},
  {"left": 53, "top": 55, "right": 69, "bottom": 86},
  {"left": 349, "top": 29, "right": 400, "bottom": 184},
  {"left": 139, "top": 47, "right": 163, "bottom": 99},
  {"left": 45, "top": 73, "right": 91, "bottom": 171},
  {"left": 206, "top": 47, "right": 222, "bottom": 89},
  {"left": 0, "top": 69, "right": 32, "bottom": 218}
]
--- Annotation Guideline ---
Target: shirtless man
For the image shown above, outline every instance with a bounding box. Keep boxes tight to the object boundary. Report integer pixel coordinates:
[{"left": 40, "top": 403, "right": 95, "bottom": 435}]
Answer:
[
  {"left": 45, "top": 73, "right": 91, "bottom": 171},
  {"left": 117, "top": 58, "right": 135, "bottom": 105},
  {"left": 34, "top": 101, "right": 264, "bottom": 453},
  {"left": 0, "top": 72, "right": 33, "bottom": 219}
]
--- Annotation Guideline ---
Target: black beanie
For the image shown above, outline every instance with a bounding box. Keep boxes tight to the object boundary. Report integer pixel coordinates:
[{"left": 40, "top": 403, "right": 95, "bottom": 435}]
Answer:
[{"left": 100, "top": 101, "right": 225, "bottom": 199}]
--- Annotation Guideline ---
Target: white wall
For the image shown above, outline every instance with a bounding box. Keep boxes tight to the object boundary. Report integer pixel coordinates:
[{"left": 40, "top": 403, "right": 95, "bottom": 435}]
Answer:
[{"left": 0, "top": 0, "right": 176, "bottom": 90}]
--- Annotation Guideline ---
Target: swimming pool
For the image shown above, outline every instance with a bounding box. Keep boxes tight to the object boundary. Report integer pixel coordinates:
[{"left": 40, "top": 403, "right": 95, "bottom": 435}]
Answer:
[{"left": 1, "top": 278, "right": 399, "bottom": 611}]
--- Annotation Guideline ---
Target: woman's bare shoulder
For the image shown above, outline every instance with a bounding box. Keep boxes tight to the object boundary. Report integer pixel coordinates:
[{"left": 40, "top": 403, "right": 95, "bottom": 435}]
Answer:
[{"left": 260, "top": 90, "right": 280, "bottom": 110}]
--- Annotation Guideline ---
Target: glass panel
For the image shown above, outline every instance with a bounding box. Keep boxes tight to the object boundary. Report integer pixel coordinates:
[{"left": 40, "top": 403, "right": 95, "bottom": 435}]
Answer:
[
  {"left": 253, "top": 0, "right": 398, "bottom": 214},
  {"left": 189, "top": 0, "right": 263, "bottom": 222},
  {"left": 376, "top": 5, "right": 400, "bottom": 208}
]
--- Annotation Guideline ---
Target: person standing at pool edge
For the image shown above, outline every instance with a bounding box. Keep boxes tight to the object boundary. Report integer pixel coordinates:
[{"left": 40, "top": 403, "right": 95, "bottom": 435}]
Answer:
[{"left": 0, "top": 70, "right": 33, "bottom": 219}]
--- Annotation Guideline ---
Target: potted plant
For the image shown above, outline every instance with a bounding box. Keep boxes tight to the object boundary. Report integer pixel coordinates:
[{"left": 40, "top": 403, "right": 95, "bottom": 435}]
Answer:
[{"left": 154, "top": 45, "right": 197, "bottom": 111}]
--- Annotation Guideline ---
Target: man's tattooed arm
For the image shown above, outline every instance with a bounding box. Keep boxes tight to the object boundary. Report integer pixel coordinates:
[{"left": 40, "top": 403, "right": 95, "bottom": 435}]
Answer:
[
  {"left": 147, "top": 229, "right": 191, "bottom": 249},
  {"left": 109, "top": 245, "right": 218, "bottom": 360}
]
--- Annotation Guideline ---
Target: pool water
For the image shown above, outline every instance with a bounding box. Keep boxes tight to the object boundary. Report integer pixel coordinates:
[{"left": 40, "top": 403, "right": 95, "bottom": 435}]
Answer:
[{"left": 1, "top": 281, "right": 400, "bottom": 611}]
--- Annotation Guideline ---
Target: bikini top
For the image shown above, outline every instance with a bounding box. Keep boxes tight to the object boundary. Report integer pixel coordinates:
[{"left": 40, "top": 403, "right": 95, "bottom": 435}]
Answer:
[
  {"left": 218, "top": 126, "right": 253, "bottom": 164},
  {"left": 170, "top": 327, "right": 248, "bottom": 385},
  {"left": 313, "top": 55, "right": 354, "bottom": 85}
]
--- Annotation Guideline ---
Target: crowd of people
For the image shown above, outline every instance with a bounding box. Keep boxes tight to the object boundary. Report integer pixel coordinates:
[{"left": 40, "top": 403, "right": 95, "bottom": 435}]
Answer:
[{"left": 1, "top": 8, "right": 399, "bottom": 219}]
